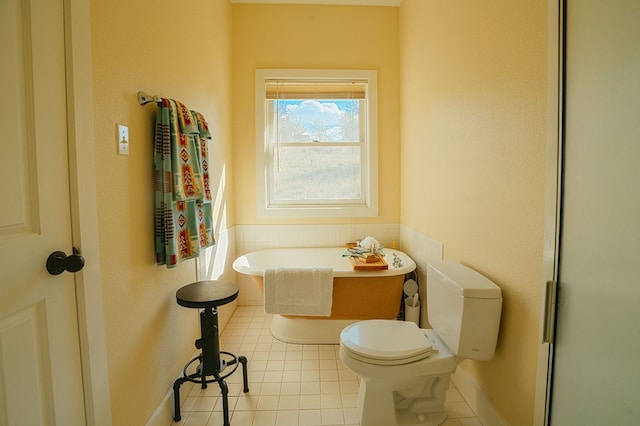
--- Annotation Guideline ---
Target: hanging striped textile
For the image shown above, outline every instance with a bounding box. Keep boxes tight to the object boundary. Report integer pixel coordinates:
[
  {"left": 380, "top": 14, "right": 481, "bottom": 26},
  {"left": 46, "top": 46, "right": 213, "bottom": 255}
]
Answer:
[{"left": 154, "top": 98, "right": 215, "bottom": 268}]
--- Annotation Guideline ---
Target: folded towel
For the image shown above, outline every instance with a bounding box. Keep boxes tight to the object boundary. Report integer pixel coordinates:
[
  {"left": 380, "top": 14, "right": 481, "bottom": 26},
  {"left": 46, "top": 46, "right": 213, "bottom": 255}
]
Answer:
[{"left": 264, "top": 267, "right": 333, "bottom": 316}]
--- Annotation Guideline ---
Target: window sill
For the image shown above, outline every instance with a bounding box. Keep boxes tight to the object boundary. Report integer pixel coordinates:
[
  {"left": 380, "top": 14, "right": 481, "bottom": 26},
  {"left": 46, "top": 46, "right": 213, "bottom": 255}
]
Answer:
[{"left": 257, "top": 204, "right": 378, "bottom": 219}]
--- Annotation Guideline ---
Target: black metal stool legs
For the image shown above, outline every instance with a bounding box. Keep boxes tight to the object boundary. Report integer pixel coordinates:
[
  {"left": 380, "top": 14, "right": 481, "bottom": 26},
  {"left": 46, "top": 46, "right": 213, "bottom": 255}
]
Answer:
[
  {"left": 239, "top": 356, "right": 249, "bottom": 393},
  {"left": 173, "top": 305, "right": 249, "bottom": 424},
  {"left": 172, "top": 375, "right": 189, "bottom": 422},
  {"left": 216, "top": 372, "right": 230, "bottom": 426}
]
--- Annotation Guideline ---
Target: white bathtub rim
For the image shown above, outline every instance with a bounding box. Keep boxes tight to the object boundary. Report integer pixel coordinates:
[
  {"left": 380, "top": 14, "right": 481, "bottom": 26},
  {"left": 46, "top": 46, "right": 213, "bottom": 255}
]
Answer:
[{"left": 232, "top": 247, "right": 416, "bottom": 278}]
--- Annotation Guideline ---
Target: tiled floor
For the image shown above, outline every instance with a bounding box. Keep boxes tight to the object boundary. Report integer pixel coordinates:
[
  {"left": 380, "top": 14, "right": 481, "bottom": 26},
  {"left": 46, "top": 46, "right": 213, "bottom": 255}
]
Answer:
[{"left": 171, "top": 306, "right": 482, "bottom": 426}]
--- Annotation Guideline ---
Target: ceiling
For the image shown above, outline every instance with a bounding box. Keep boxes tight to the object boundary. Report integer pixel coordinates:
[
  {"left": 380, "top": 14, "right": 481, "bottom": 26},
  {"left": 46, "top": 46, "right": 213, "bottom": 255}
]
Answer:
[{"left": 229, "top": 0, "right": 402, "bottom": 6}]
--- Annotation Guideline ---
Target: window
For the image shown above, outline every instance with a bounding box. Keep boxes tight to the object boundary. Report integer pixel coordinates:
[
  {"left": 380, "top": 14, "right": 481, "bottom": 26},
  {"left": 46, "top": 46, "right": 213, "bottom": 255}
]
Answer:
[{"left": 255, "top": 69, "right": 378, "bottom": 218}]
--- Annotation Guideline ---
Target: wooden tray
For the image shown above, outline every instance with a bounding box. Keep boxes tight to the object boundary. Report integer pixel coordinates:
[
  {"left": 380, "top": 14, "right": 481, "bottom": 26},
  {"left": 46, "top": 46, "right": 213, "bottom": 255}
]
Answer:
[{"left": 349, "top": 254, "right": 389, "bottom": 270}]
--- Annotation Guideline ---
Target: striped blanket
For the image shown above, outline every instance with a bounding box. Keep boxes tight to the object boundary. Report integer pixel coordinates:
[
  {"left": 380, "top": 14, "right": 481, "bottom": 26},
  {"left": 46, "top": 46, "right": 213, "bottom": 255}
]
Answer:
[{"left": 154, "top": 98, "right": 215, "bottom": 268}]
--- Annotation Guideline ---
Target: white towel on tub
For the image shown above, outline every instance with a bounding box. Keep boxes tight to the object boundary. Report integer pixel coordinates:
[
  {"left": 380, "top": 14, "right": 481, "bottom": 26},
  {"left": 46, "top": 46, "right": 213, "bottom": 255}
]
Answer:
[{"left": 263, "top": 267, "right": 333, "bottom": 316}]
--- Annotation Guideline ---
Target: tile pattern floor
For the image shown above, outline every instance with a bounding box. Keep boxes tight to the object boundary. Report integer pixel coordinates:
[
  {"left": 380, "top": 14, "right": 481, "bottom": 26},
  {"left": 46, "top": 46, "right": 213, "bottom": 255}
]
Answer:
[{"left": 171, "top": 306, "right": 482, "bottom": 426}]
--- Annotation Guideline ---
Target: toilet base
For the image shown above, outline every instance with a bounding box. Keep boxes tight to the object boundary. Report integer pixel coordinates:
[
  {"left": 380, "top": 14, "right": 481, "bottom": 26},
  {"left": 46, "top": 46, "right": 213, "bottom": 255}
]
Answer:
[{"left": 357, "top": 373, "right": 451, "bottom": 426}]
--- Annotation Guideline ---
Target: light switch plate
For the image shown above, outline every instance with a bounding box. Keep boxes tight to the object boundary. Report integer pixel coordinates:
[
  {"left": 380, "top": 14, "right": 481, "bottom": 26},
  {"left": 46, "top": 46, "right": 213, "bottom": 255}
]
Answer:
[{"left": 117, "top": 124, "right": 129, "bottom": 155}]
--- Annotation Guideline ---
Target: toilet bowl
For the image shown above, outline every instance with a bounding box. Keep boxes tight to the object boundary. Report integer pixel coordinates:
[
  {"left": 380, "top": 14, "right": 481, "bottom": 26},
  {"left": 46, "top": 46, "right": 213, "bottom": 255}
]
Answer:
[
  {"left": 339, "top": 260, "right": 502, "bottom": 426},
  {"left": 340, "top": 320, "right": 433, "bottom": 365},
  {"left": 339, "top": 322, "right": 459, "bottom": 426}
]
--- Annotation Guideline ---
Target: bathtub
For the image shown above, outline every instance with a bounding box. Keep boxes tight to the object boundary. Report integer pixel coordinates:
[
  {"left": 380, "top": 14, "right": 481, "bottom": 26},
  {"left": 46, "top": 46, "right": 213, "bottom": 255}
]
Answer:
[{"left": 232, "top": 247, "right": 416, "bottom": 344}]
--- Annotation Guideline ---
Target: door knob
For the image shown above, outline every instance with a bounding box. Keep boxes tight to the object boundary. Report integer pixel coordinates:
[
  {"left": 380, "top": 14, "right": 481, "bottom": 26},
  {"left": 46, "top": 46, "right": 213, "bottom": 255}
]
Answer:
[{"left": 46, "top": 247, "right": 85, "bottom": 275}]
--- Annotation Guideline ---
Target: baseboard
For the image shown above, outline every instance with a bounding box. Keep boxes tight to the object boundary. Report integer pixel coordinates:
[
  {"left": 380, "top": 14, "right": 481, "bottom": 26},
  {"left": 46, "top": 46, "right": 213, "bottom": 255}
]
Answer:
[
  {"left": 451, "top": 365, "right": 511, "bottom": 426},
  {"left": 146, "top": 350, "right": 201, "bottom": 426},
  {"left": 145, "top": 387, "right": 173, "bottom": 426}
]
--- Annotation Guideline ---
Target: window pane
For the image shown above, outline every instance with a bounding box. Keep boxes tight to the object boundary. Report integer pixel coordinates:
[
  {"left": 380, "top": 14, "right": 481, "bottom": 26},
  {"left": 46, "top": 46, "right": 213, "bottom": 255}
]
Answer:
[
  {"left": 255, "top": 69, "right": 378, "bottom": 218},
  {"left": 272, "top": 99, "right": 360, "bottom": 143},
  {"left": 272, "top": 146, "right": 361, "bottom": 202}
]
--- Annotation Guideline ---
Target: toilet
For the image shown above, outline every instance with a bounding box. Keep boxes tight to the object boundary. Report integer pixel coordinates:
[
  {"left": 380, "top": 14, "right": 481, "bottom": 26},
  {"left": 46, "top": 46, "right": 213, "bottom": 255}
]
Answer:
[{"left": 339, "top": 260, "right": 502, "bottom": 426}]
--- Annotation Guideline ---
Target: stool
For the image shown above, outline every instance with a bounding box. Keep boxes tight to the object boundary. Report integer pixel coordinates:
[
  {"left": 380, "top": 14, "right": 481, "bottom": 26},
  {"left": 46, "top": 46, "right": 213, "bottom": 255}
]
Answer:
[{"left": 172, "top": 281, "right": 249, "bottom": 425}]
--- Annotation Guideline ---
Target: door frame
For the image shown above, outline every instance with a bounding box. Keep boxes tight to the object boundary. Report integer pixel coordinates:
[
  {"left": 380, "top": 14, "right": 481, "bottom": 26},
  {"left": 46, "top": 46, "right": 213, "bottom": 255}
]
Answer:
[
  {"left": 63, "top": 0, "right": 112, "bottom": 423},
  {"left": 534, "top": 0, "right": 563, "bottom": 424}
]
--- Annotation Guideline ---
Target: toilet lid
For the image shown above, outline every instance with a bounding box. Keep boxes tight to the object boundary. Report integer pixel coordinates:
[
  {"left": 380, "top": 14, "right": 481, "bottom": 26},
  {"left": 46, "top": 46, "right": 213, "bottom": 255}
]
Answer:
[{"left": 340, "top": 320, "right": 432, "bottom": 365}]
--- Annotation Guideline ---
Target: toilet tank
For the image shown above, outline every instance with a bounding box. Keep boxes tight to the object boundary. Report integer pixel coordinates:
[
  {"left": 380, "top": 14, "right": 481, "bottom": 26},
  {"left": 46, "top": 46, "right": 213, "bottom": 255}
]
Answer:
[{"left": 426, "top": 260, "right": 502, "bottom": 361}]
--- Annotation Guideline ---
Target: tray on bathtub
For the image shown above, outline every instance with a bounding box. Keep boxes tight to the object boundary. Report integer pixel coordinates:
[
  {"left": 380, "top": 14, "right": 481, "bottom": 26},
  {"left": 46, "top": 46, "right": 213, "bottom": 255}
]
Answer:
[{"left": 349, "top": 254, "right": 388, "bottom": 270}]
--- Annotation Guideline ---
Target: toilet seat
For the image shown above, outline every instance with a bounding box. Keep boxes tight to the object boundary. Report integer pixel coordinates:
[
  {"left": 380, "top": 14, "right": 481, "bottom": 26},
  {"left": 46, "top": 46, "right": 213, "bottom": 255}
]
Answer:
[{"left": 340, "top": 320, "right": 432, "bottom": 366}]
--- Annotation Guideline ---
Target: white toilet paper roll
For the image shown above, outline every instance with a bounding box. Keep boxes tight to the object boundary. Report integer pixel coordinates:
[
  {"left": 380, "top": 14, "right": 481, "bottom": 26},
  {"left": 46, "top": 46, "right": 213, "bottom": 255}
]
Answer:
[{"left": 405, "top": 297, "right": 420, "bottom": 326}]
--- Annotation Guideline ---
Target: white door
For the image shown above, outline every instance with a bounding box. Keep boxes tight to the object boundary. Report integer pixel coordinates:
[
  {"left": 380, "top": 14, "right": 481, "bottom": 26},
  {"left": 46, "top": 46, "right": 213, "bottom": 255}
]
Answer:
[
  {"left": 0, "top": 0, "right": 86, "bottom": 424},
  {"left": 549, "top": 0, "right": 640, "bottom": 424}
]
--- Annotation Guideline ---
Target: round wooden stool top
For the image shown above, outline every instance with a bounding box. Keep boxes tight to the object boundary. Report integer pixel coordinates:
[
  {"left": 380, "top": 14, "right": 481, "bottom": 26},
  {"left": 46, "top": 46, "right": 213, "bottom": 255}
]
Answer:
[{"left": 176, "top": 280, "right": 239, "bottom": 309}]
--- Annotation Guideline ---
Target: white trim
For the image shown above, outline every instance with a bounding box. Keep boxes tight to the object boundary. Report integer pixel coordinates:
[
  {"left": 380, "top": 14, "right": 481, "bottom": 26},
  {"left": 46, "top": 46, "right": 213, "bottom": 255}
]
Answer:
[
  {"left": 534, "top": 1, "right": 561, "bottom": 424},
  {"left": 64, "top": 0, "right": 113, "bottom": 424},
  {"left": 255, "top": 69, "right": 378, "bottom": 219},
  {"left": 230, "top": 0, "right": 401, "bottom": 6},
  {"left": 145, "top": 388, "right": 174, "bottom": 426},
  {"left": 145, "top": 350, "right": 203, "bottom": 426},
  {"left": 452, "top": 365, "right": 510, "bottom": 426}
]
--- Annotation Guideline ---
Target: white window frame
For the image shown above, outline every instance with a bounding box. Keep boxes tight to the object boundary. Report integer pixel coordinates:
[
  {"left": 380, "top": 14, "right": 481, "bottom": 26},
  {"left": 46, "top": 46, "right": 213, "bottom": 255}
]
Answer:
[{"left": 255, "top": 69, "right": 378, "bottom": 218}]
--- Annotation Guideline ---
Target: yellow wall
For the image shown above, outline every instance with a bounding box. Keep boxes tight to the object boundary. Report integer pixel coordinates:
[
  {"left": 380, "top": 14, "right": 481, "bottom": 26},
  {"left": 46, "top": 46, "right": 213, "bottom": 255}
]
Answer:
[
  {"left": 232, "top": 4, "right": 400, "bottom": 225},
  {"left": 89, "top": 0, "right": 548, "bottom": 423},
  {"left": 90, "top": 0, "right": 233, "bottom": 423},
  {"left": 399, "top": 1, "right": 547, "bottom": 424}
]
